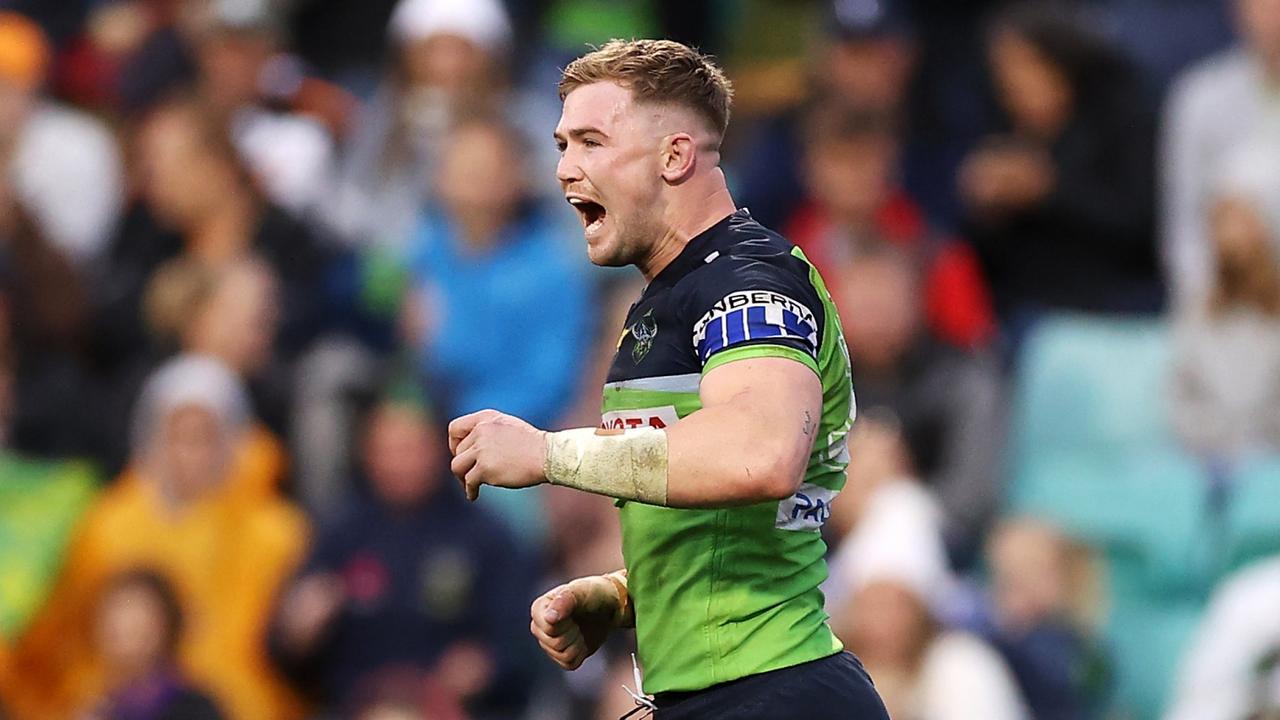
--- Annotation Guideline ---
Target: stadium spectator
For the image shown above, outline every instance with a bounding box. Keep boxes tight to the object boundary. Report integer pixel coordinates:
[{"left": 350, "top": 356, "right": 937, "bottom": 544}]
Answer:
[
  {"left": 55, "top": 0, "right": 197, "bottom": 115},
  {"left": 93, "top": 96, "right": 334, "bottom": 379},
  {"left": 834, "top": 249, "right": 1003, "bottom": 563},
  {"left": 0, "top": 160, "right": 98, "bottom": 458},
  {"left": 78, "top": 569, "right": 224, "bottom": 720},
  {"left": 183, "top": 0, "right": 359, "bottom": 221},
  {"left": 325, "top": 0, "right": 516, "bottom": 250},
  {"left": 145, "top": 257, "right": 284, "bottom": 421},
  {"left": 1171, "top": 136, "right": 1280, "bottom": 455},
  {"left": 983, "top": 518, "right": 1110, "bottom": 720},
  {"left": 828, "top": 474, "right": 1028, "bottom": 720},
  {"left": 269, "top": 388, "right": 534, "bottom": 717},
  {"left": 91, "top": 253, "right": 292, "bottom": 479},
  {"left": 788, "top": 104, "right": 994, "bottom": 348},
  {"left": 1164, "top": 555, "right": 1280, "bottom": 720},
  {"left": 1161, "top": 0, "right": 1280, "bottom": 308},
  {"left": 399, "top": 114, "right": 588, "bottom": 538},
  {"left": 0, "top": 10, "right": 124, "bottom": 266},
  {"left": 732, "top": 0, "right": 918, "bottom": 230},
  {"left": 3, "top": 355, "right": 308, "bottom": 720},
  {"left": 134, "top": 256, "right": 289, "bottom": 493},
  {"left": 823, "top": 414, "right": 914, "bottom": 554},
  {"left": 189, "top": 0, "right": 355, "bottom": 136},
  {"left": 959, "top": 2, "right": 1163, "bottom": 334}
]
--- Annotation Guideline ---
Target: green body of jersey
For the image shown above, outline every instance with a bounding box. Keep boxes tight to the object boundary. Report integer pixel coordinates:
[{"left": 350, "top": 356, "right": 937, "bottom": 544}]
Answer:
[{"left": 600, "top": 209, "right": 854, "bottom": 693}]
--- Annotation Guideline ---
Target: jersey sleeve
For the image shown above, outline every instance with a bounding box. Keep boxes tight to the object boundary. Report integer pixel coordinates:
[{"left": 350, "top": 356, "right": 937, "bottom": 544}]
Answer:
[{"left": 679, "top": 254, "right": 825, "bottom": 376}]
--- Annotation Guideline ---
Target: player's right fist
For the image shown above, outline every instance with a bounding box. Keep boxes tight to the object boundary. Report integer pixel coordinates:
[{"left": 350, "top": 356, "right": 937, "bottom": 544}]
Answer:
[{"left": 530, "top": 574, "right": 628, "bottom": 670}]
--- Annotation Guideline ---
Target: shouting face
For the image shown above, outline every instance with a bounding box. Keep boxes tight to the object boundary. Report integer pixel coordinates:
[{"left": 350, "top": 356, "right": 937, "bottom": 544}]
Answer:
[{"left": 554, "top": 81, "right": 668, "bottom": 268}]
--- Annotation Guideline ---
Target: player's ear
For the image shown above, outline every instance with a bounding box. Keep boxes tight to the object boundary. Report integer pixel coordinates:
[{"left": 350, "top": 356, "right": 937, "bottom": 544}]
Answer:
[{"left": 659, "top": 132, "right": 696, "bottom": 183}]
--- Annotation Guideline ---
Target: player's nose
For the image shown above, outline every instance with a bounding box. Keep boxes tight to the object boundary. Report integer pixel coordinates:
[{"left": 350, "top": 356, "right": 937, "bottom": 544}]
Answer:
[{"left": 556, "top": 150, "right": 583, "bottom": 185}]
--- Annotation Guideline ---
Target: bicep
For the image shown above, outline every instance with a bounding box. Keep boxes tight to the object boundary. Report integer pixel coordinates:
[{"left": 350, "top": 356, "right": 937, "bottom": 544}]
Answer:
[
  {"left": 662, "top": 356, "right": 822, "bottom": 505},
  {"left": 698, "top": 355, "right": 823, "bottom": 458},
  {"left": 700, "top": 355, "right": 821, "bottom": 413}
]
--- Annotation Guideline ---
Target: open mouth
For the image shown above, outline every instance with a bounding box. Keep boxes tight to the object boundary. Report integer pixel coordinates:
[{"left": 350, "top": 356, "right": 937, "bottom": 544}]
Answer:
[{"left": 568, "top": 196, "right": 608, "bottom": 235}]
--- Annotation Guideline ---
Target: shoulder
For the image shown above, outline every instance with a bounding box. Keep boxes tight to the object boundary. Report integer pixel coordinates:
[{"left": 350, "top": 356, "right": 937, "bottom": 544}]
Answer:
[
  {"left": 21, "top": 102, "right": 117, "bottom": 149},
  {"left": 675, "top": 215, "right": 817, "bottom": 306},
  {"left": 670, "top": 215, "right": 827, "bottom": 365},
  {"left": 1167, "top": 49, "right": 1253, "bottom": 114}
]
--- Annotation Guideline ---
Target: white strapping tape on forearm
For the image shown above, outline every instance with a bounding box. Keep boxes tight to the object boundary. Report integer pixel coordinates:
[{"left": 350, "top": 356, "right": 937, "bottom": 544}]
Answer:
[{"left": 543, "top": 428, "right": 669, "bottom": 505}]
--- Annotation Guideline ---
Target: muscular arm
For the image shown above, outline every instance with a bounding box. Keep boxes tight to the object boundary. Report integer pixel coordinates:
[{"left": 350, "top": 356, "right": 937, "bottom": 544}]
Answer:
[
  {"left": 664, "top": 356, "right": 822, "bottom": 507},
  {"left": 448, "top": 356, "right": 822, "bottom": 509}
]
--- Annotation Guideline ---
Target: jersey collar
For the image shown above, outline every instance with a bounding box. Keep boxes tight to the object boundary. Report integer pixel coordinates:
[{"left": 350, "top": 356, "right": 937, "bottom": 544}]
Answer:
[{"left": 647, "top": 208, "right": 750, "bottom": 291}]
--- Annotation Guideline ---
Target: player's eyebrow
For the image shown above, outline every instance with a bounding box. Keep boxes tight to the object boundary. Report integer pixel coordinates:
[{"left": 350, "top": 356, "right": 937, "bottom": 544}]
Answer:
[{"left": 555, "top": 127, "right": 610, "bottom": 144}]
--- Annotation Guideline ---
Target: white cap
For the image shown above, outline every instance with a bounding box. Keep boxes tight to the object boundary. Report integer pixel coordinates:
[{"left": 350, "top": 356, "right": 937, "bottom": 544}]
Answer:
[
  {"left": 232, "top": 108, "right": 334, "bottom": 216},
  {"left": 388, "top": 0, "right": 512, "bottom": 54},
  {"left": 131, "top": 354, "right": 252, "bottom": 457},
  {"left": 828, "top": 479, "right": 954, "bottom": 615}
]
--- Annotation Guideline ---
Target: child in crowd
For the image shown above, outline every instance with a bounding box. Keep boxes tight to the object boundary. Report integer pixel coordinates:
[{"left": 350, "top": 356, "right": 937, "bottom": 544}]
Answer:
[
  {"left": 984, "top": 518, "right": 1110, "bottom": 720},
  {"left": 80, "top": 569, "right": 223, "bottom": 720}
]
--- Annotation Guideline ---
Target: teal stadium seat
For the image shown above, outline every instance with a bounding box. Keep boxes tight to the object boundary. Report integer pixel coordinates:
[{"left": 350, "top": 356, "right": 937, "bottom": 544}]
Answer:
[
  {"left": 1006, "top": 316, "right": 1212, "bottom": 720},
  {"left": 1226, "top": 456, "right": 1280, "bottom": 573},
  {"left": 1104, "top": 598, "right": 1205, "bottom": 720},
  {"left": 1009, "top": 316, "right": 1176, "bottom": 463}
]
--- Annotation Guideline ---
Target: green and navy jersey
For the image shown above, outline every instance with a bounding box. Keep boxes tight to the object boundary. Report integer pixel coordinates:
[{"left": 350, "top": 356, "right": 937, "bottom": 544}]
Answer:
[{"left": 602, "top": 208, "right": 855, "bottom": 694}]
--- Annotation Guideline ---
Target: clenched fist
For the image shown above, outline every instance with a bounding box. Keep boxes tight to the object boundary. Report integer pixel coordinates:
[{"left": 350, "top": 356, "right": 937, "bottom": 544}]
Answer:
[
  {"left": 447, "top": 409, "right": 548, "bottom": 501},
  {"left": 530, "top": 573, "right": 633, "bottom": 670}
]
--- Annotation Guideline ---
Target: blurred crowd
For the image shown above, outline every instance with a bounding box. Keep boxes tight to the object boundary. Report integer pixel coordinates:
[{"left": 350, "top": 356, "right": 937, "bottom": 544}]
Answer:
[{"left": 0, "top": 0, "right": 1277, "bottom": 718}]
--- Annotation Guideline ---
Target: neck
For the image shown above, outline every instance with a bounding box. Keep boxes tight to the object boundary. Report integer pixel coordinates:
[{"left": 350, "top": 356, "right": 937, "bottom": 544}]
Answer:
[
  {"left": 189, "top": 190, "right": 255, "bottom": 265},
  {"left": 106, "top": 657, "right": 163, "bottom": 689},
  {"left": 831, "top": 206, "right": 878, "bottom": 238},
  {"left": 637, "top": 170, "right": 737, "bottom": 281},
  {"left": 455, "top": 207, "right": 514, "bottom": 255}
]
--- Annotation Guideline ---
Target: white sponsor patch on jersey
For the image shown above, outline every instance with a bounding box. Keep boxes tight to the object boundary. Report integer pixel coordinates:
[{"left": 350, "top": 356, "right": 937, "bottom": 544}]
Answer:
[
  {"left": 775, "top": 483, "right": 840, "bottom": 532},
  {"left": 600, "top": 405, "right": 680, "bottom": 430}
]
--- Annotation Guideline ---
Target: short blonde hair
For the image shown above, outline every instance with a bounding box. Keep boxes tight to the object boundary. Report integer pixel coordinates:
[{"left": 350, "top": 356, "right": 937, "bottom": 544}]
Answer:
[{"left": 559, "top": 38, "right": 734, "bottom": 139}]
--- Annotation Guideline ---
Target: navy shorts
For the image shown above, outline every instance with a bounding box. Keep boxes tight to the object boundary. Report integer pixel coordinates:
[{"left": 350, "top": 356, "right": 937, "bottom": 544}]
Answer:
[{"left": 651, "top": 651, "right": 889, "bottom": 720}]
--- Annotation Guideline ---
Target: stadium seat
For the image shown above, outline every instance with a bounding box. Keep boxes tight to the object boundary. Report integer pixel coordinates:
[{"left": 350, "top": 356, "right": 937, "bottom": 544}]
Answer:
[
  {"left": 1009, "top": 315, "right": 1177, "bottom": 466},
  {"left": 1225, "top": 455, "right": 1280, "bottom": 573},
  {"left": 1007, "top": 316, "right": 1216, "bottom": 720},
  {"left": 1105, "top": 598, "right": 1205, "bottom": 720},
  {"left": 1009, "top": 447, "right": 1211, "bottom": 599},
  {"left": 1007, "top": 316, "right": 1212, "bottom": 594}
]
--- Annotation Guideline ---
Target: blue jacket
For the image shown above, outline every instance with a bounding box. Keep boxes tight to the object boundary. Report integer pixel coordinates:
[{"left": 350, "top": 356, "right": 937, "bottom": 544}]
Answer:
[{"left": 405, "top": 203, "right": 591, "bottom": 430}]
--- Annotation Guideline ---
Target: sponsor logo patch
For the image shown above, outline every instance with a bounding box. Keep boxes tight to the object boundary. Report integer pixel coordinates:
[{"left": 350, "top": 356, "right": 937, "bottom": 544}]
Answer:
[
  {"left": 600, "top": 405, "right": 680, "bottom": 430},
  {"left": 775, "top": 483, "right": 840, "bottom": 532},
  {"left": 691, "top": 290, "right": 818, "bottom": 362}
]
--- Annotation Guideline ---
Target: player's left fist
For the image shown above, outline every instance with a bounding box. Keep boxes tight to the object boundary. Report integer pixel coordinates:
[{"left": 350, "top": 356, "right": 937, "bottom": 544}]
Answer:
[{"left": 447, "top": 409, "right": 548, "bottom": 501}]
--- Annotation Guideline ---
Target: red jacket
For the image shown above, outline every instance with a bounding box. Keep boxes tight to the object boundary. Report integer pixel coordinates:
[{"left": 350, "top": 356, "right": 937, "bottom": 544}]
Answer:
[{"left": 785, "top": 192, "right": 995, "bottom": 349}]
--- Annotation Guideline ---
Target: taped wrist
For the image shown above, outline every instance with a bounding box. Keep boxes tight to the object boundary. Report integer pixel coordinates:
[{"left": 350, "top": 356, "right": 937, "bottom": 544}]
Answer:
[
  {"left": 602, "top": 570, "right": 634, "bottom": 628},
  {"left": 543, "top": 428, "right": 669, "bottom": 505}
]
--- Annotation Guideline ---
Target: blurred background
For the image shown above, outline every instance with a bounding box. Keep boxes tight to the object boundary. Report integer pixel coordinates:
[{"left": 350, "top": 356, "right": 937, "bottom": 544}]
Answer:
[{"left": 0, "top": 0, "right": 1276, "bottom": 718}]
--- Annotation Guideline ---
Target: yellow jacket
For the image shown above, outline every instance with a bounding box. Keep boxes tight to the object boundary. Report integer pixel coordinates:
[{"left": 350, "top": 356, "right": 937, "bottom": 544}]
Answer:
[{"left": 1, "top": 427, "right": 307, "bottom": 720}]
